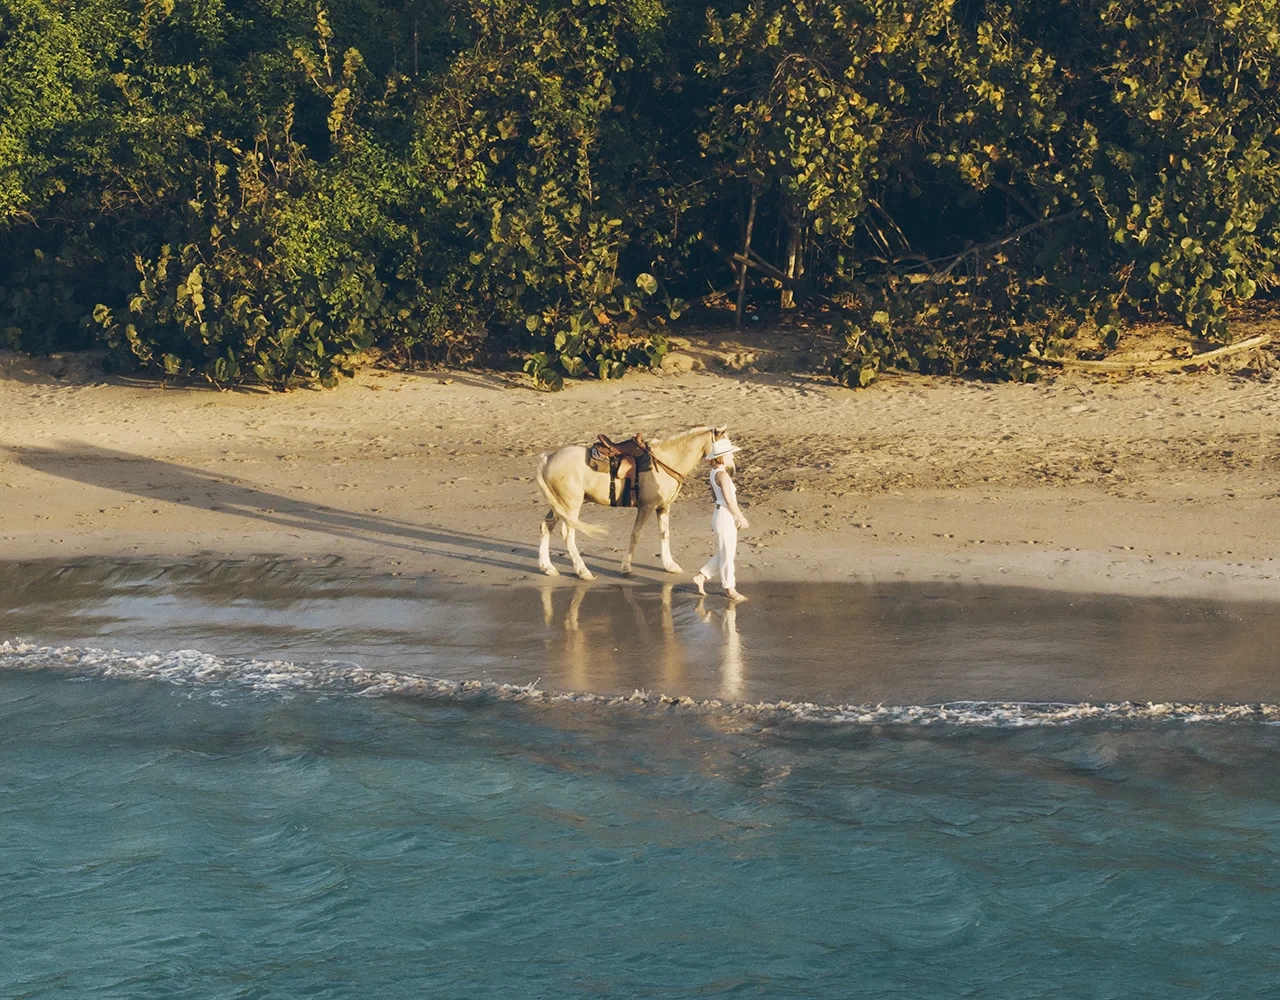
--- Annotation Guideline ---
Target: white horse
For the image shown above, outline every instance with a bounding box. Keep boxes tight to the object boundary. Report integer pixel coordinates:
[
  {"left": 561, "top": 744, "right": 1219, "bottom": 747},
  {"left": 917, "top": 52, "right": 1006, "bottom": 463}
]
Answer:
[{"left": 536, "top": 426, "right": 735, "bottom": 580}]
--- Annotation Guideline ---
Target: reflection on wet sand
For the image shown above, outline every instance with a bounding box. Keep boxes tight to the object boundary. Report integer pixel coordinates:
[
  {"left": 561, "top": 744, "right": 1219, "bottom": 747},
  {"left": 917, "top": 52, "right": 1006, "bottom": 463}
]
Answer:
[
  {"left": 541, "top": 583, "right": 590, "bottom": 688},
  {"left": 542, "top": 582, "right": 702, "bottom": 692},
  {"left": 697, "top": 598, "right": 744, "bottom": 701},
  {"left": 627, "top": 583, "right": 688, "bottom": 689},
  {"left": 538, "top": 582, "right": 748, "bottom": 701},
  {"left": 4, "top": 558, "right": 1280, "bottom": 706}
]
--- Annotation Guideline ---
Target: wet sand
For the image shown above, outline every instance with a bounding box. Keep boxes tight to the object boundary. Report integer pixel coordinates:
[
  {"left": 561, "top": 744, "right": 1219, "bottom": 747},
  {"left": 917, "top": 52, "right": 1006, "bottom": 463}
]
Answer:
[{"left": 5, "top": 558, "right": 1279, "bottom": 706}]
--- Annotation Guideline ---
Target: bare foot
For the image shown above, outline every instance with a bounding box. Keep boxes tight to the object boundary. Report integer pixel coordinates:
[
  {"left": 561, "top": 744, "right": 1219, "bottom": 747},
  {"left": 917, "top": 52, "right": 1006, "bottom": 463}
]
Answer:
[
  {"left": 726, "top": 589, "right": 748, "bottom": 602},
  {"left": 692, "top": 573, "right": 707, "bottom": 596}
]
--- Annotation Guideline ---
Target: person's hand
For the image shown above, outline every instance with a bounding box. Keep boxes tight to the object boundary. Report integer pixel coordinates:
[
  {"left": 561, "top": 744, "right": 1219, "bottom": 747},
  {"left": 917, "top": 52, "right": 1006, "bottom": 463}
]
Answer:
[{"left": 735, "top": 515, "right": 749, "bottom": 530}]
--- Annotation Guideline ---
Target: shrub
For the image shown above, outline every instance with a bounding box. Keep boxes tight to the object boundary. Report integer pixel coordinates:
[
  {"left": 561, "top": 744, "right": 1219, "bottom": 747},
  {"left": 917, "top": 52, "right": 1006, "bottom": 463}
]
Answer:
[{"left": 3, "top": 0, "right": 1279, "bottom": 388}]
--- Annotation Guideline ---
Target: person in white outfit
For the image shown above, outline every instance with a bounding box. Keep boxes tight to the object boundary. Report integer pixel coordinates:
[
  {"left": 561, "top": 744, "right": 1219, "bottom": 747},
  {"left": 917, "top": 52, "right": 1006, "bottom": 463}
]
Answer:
[{"left": 693, "top": 437, "right": 749, "bottom": 601}]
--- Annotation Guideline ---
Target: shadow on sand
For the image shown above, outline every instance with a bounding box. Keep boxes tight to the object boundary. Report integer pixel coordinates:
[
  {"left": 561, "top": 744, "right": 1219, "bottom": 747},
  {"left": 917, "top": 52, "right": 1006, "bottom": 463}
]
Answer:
[{"left": 14, "top": 441, "right": 573, "bottom": 577}]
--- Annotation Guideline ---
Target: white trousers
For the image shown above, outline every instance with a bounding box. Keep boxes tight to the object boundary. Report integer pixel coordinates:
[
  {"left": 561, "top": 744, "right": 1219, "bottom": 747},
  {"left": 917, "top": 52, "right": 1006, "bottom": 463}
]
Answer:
[{"left": 699, "top": 508, "right": 738, "bottom": 591}]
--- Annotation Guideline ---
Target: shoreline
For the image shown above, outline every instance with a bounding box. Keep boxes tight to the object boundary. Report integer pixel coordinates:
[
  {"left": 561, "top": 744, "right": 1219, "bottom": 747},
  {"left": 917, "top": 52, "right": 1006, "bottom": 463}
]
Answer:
[
  {"left": 6, "top": 558, "right": 1280, "bottom": 708},
  {"left": 0, "top": 539, "right": 1276, "bottom": 604},
  {"left": 3, "top": 352, "right": 1278, "bottom": 604}
]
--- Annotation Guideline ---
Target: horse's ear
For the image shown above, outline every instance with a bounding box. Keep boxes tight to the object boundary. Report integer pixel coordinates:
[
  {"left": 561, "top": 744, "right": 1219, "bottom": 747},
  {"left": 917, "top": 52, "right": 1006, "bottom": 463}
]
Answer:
[{"left": 714, "top": 426, "right": 727, "bottom": 437}]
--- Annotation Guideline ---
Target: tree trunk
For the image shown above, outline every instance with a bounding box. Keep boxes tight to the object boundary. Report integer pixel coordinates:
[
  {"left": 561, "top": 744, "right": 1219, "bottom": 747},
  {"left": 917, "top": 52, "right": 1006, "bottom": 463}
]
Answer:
[
  {"left": 781, "top": 216, "right": 805, "bottom": 310},
  {"left": 735, "top": 188, "right": 758, "bottom": 331}
]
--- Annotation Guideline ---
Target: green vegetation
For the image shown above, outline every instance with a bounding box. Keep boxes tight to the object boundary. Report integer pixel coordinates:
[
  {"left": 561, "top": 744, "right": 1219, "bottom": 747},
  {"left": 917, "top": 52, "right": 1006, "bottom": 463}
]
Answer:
[{"left": 3, "top": 0, "right": 1278, "bottom": 388}]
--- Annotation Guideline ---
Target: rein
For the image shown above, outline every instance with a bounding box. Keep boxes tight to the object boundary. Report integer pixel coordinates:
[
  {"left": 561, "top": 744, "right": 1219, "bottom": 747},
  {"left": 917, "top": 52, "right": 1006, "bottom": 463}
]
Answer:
[
  {"left": 647, "top": 449, "right": 687, "bottom": 486},
  {"left": 645, "top": 428, "right": 715, "bottom": 492}
]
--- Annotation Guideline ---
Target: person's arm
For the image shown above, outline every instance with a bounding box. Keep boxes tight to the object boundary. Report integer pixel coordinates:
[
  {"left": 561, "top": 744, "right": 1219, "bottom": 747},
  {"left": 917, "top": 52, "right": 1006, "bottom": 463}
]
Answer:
[{"left": 717, "top": 469, "right": 749, "bottom": 529}]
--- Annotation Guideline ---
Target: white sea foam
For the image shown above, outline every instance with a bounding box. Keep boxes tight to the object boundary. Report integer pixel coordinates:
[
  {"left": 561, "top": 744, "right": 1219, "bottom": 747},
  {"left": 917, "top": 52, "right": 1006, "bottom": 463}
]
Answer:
[{"left": 3, "top": 639, "right": 1278, "bottom": 727}]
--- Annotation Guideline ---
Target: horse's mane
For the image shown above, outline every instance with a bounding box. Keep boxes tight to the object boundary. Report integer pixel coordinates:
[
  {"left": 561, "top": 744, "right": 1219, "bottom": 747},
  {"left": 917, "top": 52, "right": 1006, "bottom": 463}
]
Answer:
[{"left": 651, "top": 425, "right": 712, "bottom": 446}]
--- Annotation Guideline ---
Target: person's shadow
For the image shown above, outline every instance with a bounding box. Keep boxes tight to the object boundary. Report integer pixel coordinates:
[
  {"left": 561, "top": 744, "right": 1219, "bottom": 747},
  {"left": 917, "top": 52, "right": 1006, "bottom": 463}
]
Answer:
[{"left": 15, "top": 442, "right": 540, "bottom": 574}]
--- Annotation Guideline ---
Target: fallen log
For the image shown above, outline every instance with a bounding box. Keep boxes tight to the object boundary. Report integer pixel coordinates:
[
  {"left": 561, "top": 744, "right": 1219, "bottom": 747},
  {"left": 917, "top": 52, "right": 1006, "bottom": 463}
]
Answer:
[{"left": 1031, "top": 333, "right": 1271, "bottom": 372}]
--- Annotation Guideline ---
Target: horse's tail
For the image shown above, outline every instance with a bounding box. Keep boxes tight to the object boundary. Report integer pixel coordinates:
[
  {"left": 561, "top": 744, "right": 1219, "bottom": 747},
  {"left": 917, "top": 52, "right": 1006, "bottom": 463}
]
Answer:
[{"left": 536, "top": 452, "right": 606, "bottom": 538}]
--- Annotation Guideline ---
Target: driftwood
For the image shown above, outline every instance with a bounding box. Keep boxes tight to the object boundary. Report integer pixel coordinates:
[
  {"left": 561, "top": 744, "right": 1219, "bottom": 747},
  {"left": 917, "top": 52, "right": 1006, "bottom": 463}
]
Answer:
[{"left": 1031, "top": 333, "right": 1272, "bottom": 372}]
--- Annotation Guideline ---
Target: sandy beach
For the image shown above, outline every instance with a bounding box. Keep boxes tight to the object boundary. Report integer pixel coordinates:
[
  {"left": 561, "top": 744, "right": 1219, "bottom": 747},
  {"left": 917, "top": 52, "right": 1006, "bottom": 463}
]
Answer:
[{"left": 2, "top": 346, "right": 1277, "bottom": 601}]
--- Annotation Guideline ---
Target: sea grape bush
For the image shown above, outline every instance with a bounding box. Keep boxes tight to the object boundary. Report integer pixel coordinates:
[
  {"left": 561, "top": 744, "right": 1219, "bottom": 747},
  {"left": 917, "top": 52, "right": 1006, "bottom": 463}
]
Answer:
[{"left": 2, "top": 0, "right": 1278, "bottom": 388}]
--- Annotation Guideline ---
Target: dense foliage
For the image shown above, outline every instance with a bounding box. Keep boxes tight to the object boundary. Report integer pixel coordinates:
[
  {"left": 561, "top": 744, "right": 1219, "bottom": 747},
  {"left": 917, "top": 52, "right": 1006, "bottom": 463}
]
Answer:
[{"left": 3, "top": 0, "right": 1278, "bottom": 387}]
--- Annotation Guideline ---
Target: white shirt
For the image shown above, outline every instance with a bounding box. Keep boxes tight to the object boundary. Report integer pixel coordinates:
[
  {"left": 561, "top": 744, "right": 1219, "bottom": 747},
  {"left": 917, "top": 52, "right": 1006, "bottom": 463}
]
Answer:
[{"left": 710, "top": 467, "right": 728, "bottom": 506}]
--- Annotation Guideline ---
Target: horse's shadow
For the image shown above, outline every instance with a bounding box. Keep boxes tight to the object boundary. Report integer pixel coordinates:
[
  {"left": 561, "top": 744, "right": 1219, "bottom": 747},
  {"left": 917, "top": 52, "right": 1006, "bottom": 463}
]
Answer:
[{"left": 14, "top": 442, "right": 547, "bottom": 575}]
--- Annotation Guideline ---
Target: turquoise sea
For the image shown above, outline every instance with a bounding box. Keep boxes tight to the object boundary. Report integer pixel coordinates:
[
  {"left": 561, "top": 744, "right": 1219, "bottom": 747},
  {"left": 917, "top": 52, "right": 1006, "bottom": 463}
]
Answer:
[{"left": 3, "top": 561, "right": 1279, "bottom": 998}]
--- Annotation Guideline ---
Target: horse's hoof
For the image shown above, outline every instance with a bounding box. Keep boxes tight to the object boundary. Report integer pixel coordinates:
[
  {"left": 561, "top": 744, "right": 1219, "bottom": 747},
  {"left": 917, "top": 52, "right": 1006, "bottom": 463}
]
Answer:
[
  {"left": 664, "top": 564, "right": 684, "bottom": 575},
  {"left": 541, "top": 565, "right": 560, "bottom": 577},
  {"left": 620, "top": 564, "right": 634, "bottom": 576},
  {"left": 576, "top": 569, "right": 595, "bottom": 581}
]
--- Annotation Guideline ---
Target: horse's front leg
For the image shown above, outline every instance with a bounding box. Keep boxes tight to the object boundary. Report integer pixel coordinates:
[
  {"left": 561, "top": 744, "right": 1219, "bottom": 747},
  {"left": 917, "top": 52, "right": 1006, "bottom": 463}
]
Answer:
[
  {"left": 538, "top": 509, "right": 559, "bottom": 576},
  {"left": 621, "top": 504, "right": 654, "bottom": 576},
  {"left": 656, "top": 505, "right": 683, "bottom": 574}
]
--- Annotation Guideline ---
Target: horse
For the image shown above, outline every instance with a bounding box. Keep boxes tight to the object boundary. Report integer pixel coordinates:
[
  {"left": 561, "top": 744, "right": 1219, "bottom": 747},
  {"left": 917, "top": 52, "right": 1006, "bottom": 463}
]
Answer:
[{"left": 535, "top": 426, "right": 735, "bottom": 580}]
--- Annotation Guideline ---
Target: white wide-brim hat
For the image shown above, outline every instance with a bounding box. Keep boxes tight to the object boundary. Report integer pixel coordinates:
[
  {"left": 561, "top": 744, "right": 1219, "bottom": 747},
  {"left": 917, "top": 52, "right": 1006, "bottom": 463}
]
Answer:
[{"left": 706, "top": 438, "right": 741, "bottom": 461}]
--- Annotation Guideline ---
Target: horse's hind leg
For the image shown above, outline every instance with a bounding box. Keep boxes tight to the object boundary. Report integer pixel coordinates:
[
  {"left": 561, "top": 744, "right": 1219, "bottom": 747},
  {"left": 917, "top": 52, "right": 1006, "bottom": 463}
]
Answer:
[
  {"left": 564, "top": 522, "right": 594, "bottom": 581},
  {"left": 557, "top": 507, "right": 594, "bottom": 580},
  {"left": 656, "top": 505, "right": 683, "bottom": 574},
  {"left": 538, "top": 509, "right": 560, "bottom": 576},
  {"left": 621, "top": 505, "right": 653, "bottom": 576}
]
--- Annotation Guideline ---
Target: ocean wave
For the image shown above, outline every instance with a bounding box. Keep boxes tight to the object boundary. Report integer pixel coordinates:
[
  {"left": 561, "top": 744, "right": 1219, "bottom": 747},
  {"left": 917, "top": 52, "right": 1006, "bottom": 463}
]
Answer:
[{"left": 3, "top": 639, "right": 1279, "bottom": 728}]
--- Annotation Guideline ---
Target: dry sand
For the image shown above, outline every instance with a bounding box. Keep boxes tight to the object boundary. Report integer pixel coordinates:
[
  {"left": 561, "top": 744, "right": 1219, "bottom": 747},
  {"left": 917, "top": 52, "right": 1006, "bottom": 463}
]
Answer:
[{"left": 2, "top": 347, "right": 1278, "bottom": 601}]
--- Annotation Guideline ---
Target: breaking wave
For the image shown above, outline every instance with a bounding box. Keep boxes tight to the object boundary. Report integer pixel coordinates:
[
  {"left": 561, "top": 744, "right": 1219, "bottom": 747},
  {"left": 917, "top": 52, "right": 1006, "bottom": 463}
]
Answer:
[{"left": 3, "top": 639, "right": 1279, "bottom": 727}]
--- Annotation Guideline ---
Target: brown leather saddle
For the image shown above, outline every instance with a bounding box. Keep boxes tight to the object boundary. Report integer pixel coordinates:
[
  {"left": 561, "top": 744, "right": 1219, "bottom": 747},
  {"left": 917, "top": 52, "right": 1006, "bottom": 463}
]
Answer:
[{"left": 587, "top": 434, "right": 653, "bottom": 508}]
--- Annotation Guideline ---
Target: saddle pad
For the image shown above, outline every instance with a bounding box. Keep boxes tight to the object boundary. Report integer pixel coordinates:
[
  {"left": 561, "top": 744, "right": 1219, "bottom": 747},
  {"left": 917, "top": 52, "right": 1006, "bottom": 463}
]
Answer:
[{"left": 587, "top": 448, "right": 610, "bottom": 474}]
